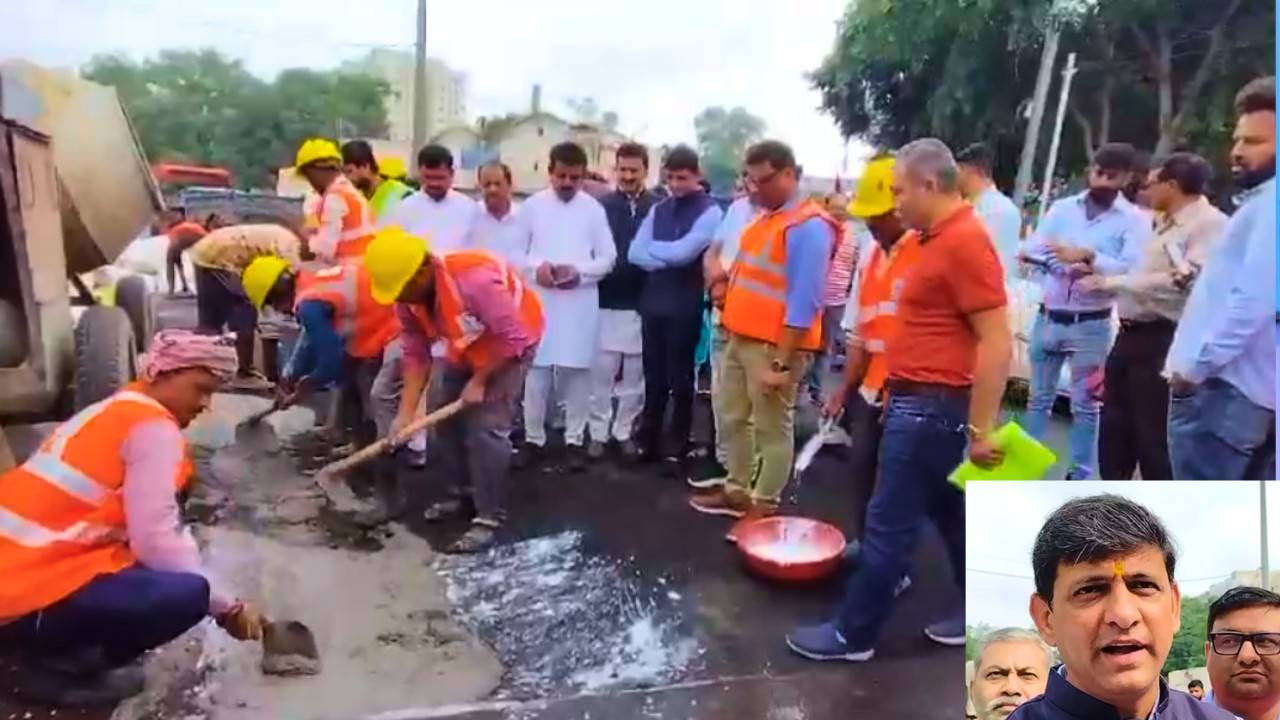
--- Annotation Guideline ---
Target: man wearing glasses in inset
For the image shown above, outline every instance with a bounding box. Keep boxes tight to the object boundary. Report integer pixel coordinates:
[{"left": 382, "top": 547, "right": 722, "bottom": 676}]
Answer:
[{"left": 1206, "top": 586, "right": 1280, "bottom": 720}]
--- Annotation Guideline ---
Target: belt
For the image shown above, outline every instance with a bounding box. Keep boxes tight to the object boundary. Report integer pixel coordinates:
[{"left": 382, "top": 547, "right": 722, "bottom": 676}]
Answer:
[
  {"left": 884, "top": 378, "right": 971, "bottom": 399},
  {"left": 1040, "top": 306, "right": 1111, "bottom": 325},
  {"left": 1119, "top": 317, "right": 1176, "bottom": 330}
]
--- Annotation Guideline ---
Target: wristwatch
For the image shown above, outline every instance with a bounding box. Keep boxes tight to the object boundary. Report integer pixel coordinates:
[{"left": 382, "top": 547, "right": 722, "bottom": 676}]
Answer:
[
  {"left": 771, "top": 358, "right": 790, "bottom": 373},
  {"left": 965, "top": 424, "right": 985, "bottom": 439}
]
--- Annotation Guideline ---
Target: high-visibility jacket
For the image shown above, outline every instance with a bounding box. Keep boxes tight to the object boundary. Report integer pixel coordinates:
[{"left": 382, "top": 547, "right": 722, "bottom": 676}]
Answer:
[
  {"left": 721, "top": 200, "right": 839, "bottom": 351},
  {"left": 0, "top": 385, "right": 192, "bottom": 621},
  {"left": 369, "top": 178, "right": 412, "bottom": 224},
  {"left": 313, "top": 176, "right": 376, "bottom": 261},
  {"left": 857, "top": 232, "right": 923, "bottom": 396},
  {"left": 406, "top": 250, "right": 544, "bottom": 370},
  {"left": 295, "top": 264, "right": 400, "bottom": 359}
]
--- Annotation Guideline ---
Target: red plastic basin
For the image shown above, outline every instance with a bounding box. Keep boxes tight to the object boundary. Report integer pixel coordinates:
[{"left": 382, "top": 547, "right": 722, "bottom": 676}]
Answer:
[{"left": 736, "top": 516, "right": 847, "bottom": 582}]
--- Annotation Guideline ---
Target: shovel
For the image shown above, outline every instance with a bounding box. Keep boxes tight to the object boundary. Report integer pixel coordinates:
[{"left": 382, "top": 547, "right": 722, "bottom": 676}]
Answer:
[
  {"left": 260, "top": 615, "right": 321, "bottom": 676},
  {"left": 313, "top": 400, "right": 466, "bottom": 513}
]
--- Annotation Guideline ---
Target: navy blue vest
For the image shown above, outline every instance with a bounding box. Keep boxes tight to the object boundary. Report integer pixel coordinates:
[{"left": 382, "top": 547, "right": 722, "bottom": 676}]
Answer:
[
  {"left": 638, "top": 191, "right": 714, "bottom": 317},
  {"left": 1008, "top": 667, "right": 1236, "bottom": 720}
]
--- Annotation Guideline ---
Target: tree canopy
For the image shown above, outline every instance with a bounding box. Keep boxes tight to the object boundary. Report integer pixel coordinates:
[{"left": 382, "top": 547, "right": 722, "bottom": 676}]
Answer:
[
  {"left": 694, "top": 106, "right": 767, "bottom": 193},
  {"left": 812, "top": 0, "right": 1274, "bottom": 191},
  {"left": 83, "top": 49, "right": 391, "bottom": 189}
]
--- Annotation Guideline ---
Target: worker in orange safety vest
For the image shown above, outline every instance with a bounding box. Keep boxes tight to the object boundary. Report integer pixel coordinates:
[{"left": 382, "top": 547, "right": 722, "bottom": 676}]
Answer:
[
  {"left": 823, "top": 155, "right": 922, "bottom": 545},
  {"left": 364, "top": 226, "right": 544, "bottom": 553},
  {"left": 0, "top": 331, "right": 264, "bottom": 708},
  {"left": 690, "top": 140, "right": 838, "bottom": 543},
  {"left": 295, "top": 138, "right": 376, "bottom": 263},
  {"left": 241, "top": 255, "right": 402, "bottom": 522}
]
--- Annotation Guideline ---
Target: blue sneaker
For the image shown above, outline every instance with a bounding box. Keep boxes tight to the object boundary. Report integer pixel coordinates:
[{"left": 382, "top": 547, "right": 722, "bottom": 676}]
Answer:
[
  {"left": 786, "top": 622, "right": 874, "bottom": 663},
  {"left": 924, "top": 614, "right": 965, "bottom": 647}
]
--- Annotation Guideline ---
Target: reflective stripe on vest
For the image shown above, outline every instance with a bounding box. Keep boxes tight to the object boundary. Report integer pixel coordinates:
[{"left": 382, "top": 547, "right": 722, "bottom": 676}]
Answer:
[
  {"left": 297, "top": 266, "right": 359, "bottom": 339},
  {"left": 0, "top": 390, "right": 164, "bottom": 548},
  {"left": 316, "top": 178, "right": 375, "bottom": 257}
]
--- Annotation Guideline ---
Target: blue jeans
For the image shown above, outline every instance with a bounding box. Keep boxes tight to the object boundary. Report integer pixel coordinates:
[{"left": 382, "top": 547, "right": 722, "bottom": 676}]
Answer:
[
  {"left": 835, "top": 392, "right": 966, "bottom": 648},
  {"left": 1168, "top": 378, "right": 1276, "bottom": 480},
  {"left": 1024, "top": 315, "right": 1111, "bottom": 479},
  {"left": 0, "top": 566, "right": 210, "bottom": 668}
]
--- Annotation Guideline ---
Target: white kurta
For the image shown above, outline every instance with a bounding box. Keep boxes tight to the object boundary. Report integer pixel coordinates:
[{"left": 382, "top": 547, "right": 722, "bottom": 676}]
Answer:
[{"left": 518, "top": 188, "right": 616, "bottom": 369}]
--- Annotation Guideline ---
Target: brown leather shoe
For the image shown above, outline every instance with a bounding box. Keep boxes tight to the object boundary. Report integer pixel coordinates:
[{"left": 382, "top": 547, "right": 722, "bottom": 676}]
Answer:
[
  {"left": 725, "top": 500, "right": 780, "bottom": 544},
  {"left": 688, "top": 488, "right": 752, "bottom": 518}
]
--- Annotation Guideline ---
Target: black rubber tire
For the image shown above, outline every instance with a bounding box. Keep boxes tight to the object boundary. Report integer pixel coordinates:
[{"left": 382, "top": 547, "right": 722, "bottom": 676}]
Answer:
[
  {"left": 115, "top": 274, "right": 152, "bottom": 352},
  {"left": 73, "top": 306, "right": 137, "bottom": 411}
]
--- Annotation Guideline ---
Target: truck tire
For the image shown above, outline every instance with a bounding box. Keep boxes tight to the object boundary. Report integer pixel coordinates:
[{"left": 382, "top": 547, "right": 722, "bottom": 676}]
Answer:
[
  {"left": 115, "top": 274, "right": 152, "bottom": 352},
  {"left": 74, "top": 306, "right": 137, "bottom": 411}
]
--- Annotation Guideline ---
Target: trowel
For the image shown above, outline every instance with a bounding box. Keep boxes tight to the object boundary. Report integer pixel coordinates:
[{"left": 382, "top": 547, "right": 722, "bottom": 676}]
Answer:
[
  {"left": 313, "top": 400, "right": 465, "bottom": 513},
  {"left": 260, "top": 615, "right": 321, "bottom": 676}
]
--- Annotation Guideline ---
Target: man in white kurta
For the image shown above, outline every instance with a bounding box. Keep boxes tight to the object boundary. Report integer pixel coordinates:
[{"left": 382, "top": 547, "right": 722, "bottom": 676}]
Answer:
[{"left": 516, "top": 142, "right": 617, "bottom": 471}]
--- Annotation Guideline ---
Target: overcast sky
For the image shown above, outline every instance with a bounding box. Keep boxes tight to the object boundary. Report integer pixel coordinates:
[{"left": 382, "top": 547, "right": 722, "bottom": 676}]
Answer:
[
  {"left": 4, "top": 0, "right": 867, "bottom": 178},
  {"left": 967, "top": 482, "right": 1280, "bottom": 630}
]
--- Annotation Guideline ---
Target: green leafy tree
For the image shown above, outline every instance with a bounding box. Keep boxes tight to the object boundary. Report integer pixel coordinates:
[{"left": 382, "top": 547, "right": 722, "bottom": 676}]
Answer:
[
  {"left": 83, "top": 49, "right": 391, "bottom": 189},
  {"left": 966, "top": 623, "right": 996, "bottom": 663},
  {"left": 694, "top": 106, "right": 766, "bottom": 193},
  {"left": 812, "top": 0, "right": 1274, "bottom": 190},
  {"left": 1163, "top": 594, "right": 1211, "bottom": 674}
]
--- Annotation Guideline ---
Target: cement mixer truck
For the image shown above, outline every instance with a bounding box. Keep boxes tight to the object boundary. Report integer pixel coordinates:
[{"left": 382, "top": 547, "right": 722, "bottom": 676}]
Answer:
[{"left": 0, "top": 61, "right": 166, "bottom": 468}]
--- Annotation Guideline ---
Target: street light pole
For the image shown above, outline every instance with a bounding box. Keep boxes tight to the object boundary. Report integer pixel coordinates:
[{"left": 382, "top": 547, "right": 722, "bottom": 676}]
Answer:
[
  {"left": 412, "top": 0, "right": 428, "bottom": 154},
  {"left": 1263, "top": 480, "right": 1270, "bottom": 591},
  {"left": 1012, "top": 0, "right": 1065, "bottom": 210},
  {"left": 1037, "top": 52, "right": 1078, "bottom": 224}
]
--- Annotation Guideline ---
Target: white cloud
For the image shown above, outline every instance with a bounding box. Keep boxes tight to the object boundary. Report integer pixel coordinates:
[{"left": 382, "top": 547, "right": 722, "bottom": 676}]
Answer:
[
  {"left": 2, "top": 0, "right": 865, "bottom": 177},
  {"left": 967, "top": 481, "right": 1280, "bottom": 630}
]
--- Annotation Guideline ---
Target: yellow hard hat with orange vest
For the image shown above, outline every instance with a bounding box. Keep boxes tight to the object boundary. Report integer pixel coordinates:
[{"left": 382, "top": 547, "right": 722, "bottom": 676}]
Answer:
[
  {"left": 848, "top": 156, "right": 897, "bottom": 219},
  {"left": 294, "top": 138, "right": 342, "bottom": 171},
  {"left": 365, "top": 226, "right": 432, "bottom": 305},
  {"left": 242, "top": 256, "right": 291, "bottom": 310}
]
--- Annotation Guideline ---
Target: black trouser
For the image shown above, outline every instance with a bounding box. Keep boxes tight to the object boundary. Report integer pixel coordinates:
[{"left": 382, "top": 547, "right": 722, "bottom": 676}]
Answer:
[
  {"left": 638, "top": 312, "right": 703, "bottom": 456},
  {"left": 844, "top": 391, "right": 884, "bottom": 538},
  {"left": 194, "top": 266, "right": 255, "bottom": 373},
  {"left": 1098, "top": 318, "right": 1176, "bottom": 480}
]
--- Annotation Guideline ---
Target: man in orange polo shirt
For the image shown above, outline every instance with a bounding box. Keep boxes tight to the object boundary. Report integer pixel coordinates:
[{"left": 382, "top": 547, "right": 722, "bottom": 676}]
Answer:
[{"left": 789, "top": 138, "right": 1010, "bottom": 662}]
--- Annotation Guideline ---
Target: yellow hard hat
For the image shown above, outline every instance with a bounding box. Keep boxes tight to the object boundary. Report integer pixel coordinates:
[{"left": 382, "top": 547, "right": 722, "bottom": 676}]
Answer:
[
  {"left": 379, "top": 155, "right": 408, "bottom": 181},
  {"left": 365, "top": 226, "right": 431, "bottom": 305},
  {"left": 848, "top": 156, "right": 897, "bottom": 219},
  {"left": 294, "top": 138, "right": 342, "bottom": 171},
  {"left": 242, "top": 256, "right": 291, "bottom": 310}
]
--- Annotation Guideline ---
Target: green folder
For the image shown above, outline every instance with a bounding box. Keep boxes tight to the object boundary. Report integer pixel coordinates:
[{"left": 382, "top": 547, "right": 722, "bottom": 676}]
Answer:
[{"left": 949, "top": 421, "right": 1056, "bottom": 490}]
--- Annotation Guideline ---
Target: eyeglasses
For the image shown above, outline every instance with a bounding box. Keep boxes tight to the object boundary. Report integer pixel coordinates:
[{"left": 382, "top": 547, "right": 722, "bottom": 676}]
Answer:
[{"left": 1209, "top": 632, "right": 1280, "bottom": 656}]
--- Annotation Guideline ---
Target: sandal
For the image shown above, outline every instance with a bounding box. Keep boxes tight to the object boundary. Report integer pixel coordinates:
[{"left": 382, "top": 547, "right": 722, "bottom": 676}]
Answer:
[
  {"left": 445, "top": 520, "right": 500, "bottom": 554},
  {"left": 422, "top": 499, "right": 471, "bottom": 523}
]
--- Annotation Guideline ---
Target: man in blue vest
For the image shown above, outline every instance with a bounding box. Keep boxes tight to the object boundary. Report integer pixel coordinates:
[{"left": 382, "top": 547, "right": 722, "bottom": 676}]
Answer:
[{"left": 628, "top": 146, "right": 724, "bottom": 475}]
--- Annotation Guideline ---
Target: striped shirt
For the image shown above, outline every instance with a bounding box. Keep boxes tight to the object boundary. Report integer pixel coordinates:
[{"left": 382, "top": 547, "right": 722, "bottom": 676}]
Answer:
[{"left": 823, "top": 221, "right": 861, "bottom": 306}]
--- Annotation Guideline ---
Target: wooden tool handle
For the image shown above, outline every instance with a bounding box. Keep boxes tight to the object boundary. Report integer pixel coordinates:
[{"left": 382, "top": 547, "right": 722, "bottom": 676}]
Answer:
[{"left": 317, "top": 400, "right": 466, "bottom": 476}]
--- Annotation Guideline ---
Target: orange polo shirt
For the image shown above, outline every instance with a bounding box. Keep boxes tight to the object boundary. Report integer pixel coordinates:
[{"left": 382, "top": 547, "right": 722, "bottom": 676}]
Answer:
[{"left": 885, "top": 204, "right": 1006, "bottom": 388}]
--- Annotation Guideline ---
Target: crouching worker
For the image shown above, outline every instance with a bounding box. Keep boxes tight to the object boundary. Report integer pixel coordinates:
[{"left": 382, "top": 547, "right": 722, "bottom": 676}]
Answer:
[
  {"left": 241, "top": 256, "right": 402, "bottom": 523},
  {"left": 365, "top": 227, "right": 543, "bottom": 553},
  {"left": 0, "top": 331, "right": 263, "bottom": 708}
]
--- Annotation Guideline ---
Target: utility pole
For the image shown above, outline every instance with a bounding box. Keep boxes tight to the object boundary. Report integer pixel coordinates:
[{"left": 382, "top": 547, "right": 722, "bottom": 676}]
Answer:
[
  {"left": 1263, "top": 481, "right": 1270, "bottom": 591},
  {"left": 1012, "top": 0, "right": 1065, "bottom": 210},
  {"left": 1037, "top": 52, "right": 1078, "bottom": 223},
  {"left": 411, "top": 0, "right": 428, "bottom": 154}
]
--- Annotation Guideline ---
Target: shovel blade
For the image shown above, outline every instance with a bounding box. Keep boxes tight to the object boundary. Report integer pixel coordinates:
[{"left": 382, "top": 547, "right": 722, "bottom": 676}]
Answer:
[{"left": 261, "top": 619, "right": 321, "bottom": 676}]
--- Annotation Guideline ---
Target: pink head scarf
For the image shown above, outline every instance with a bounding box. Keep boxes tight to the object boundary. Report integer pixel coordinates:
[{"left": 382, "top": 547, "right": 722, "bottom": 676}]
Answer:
[{"left": 140, "top": 330, "right": 239, "bottom": 382}]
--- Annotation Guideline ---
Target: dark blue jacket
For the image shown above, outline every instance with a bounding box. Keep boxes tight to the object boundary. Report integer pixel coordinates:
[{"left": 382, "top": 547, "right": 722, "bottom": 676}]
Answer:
[
  {"left": 1009, "top": 667, "right": 1236, "bottom": 720},
  {"left": 638, "top": 190, "right": 714, "bottom": 317},
  {"left": 598, "top": 189, "right": 659, "bottom": 310}
]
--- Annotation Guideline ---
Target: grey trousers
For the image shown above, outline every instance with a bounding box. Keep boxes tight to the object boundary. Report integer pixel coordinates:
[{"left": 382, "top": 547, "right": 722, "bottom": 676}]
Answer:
[{"left": 425, "top": 350, "right": 534, "bottom": 523}]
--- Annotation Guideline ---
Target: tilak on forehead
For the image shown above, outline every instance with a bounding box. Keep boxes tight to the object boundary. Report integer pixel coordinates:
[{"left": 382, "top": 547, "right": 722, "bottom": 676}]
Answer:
[{"left": 1112, "top": 560, "right": 1125, "bottom": 577}]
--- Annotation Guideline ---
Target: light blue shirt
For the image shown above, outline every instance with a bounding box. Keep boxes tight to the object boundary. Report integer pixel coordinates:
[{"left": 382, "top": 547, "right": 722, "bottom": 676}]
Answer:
[
  {"left": 972, "top": 185, "right": 1023, "bottom": 285},
  {"left": 1165, "top": 177, "right": 1276, "bottom": 410},
  {"left": 628, "top": 203, "right": 723, "bottom": 270},
  {"left": 1024, "top": 192, "right": 1152, "bottom": 312}
]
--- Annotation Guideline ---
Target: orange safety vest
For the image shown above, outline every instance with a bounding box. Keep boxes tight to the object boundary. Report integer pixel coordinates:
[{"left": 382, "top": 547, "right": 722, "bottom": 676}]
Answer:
[
  {"left": 407, "top": 250, "right": 544, "bottom": 370},
  {"left": 857, "top": 232, "right": 923, "bottom": 395},
  {"left": 722, "top": 199, "right": 839, "bottom": 351},
  {"left": 0, "top": 385, "right": 192, "bottom": 620},
  {"left": 313, "top": 176, "right": 375, "bottom": 261},
  {"left": 295, "top": 264, "right": 401, "bottom": 359}
]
